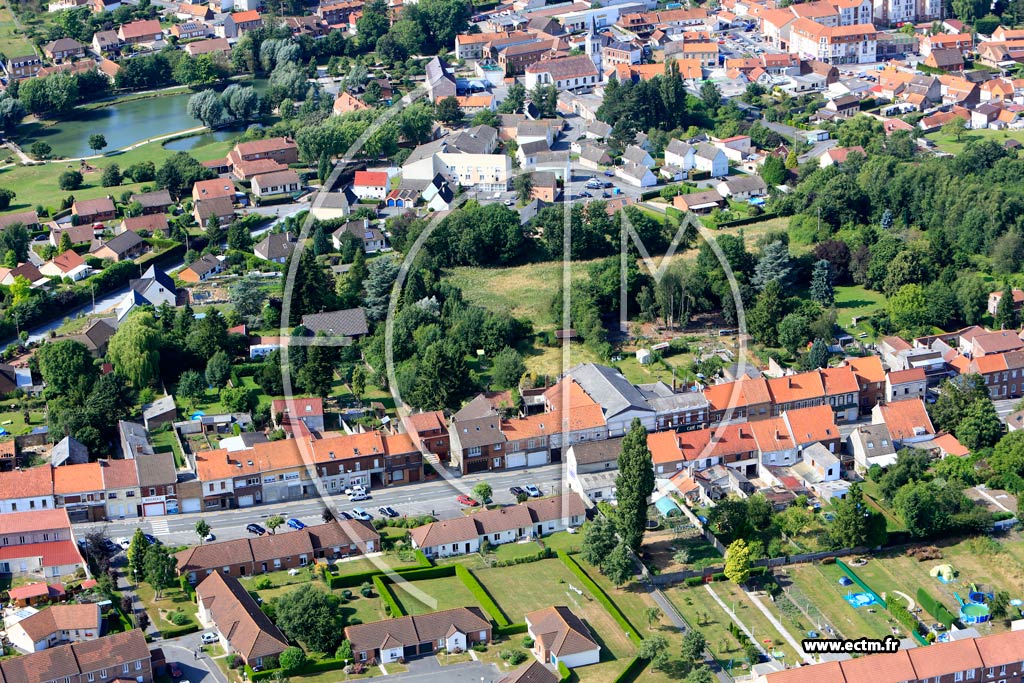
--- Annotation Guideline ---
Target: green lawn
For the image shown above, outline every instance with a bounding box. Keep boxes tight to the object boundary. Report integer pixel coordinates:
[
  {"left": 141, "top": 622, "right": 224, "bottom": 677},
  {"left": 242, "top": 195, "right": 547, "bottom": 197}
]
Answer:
[
  {"left": 149, "top": 427, "right": 184, "bottom": 468},
  {"left": 712, "top": 581, "right": 801, "bottom": 664},
  {"left": 0, "top": 398, "right": 48, "bottom": 437},
  {"left": 664, "top": 583, "right": 753, "bottom": 673},
  {"left": 390, "top": 575, "right": 481, "bottom": 616},
  {"left": 781, "top": 563, "right": 895, "bottom": 641},
  {"left": 135, "top": 581, "right": 199, "bottom": 633},
  {"left": 834, "top": 284, "right": 886, "bottom": 332},
  {"left": 0, "top": 135, "right": 235, "bottom": 217},
  {"left": 445, "top": 259, "right": 601, "bottom": 334},
  {"left": 925, "top": 127, "right": 1024, "bottom": 155},
  {"left": 473, "top": 559, "right": 582, "bottom": 623},
  {"left": 0, "top": 3, "right": 36, "bottom": 57}
]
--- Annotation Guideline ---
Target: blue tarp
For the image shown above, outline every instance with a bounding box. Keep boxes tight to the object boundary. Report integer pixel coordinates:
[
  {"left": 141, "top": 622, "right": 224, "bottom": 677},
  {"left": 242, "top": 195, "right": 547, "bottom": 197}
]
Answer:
[{"left": 654, "top": 496, "right": 681, "bottom": 518}]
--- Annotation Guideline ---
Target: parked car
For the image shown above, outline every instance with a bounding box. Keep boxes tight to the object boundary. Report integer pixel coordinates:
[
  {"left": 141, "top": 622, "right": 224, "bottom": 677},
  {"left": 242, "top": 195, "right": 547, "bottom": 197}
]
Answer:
[
  {"left": 524, "top": 484, "right": 541, "bottom": 498},
  {"left": 344, "top": 484, "right": 368, "bottom": 496},
  {"left": 378, "top": 506, "right": 399, "bottom": 518},
  {"left": 339, "top": 511, "right": 353, "bottom": 520},
  {"left": 246, "top": 523, "right": 266, "bottom": 536},
  {"left": 509, "top": 486, "right": 525, "bottom": 497},
  {"left": 287, "top": 518, "right": 306, "bottom": 530},
  {"left": 457, "top": 494, "right": 479, "bottom": 506},
  {"left": 601, "top": 191, "right": 610, "bottom": 198},
  {"left": 143, "top": 534, "right": 160, "bottom": 545},
  {"left": 201, "top": 632, "right": 218, "bottom": 644},
  {"left": 116, "top": 537, "right": 131, "bottom": 550},
  {"left": 351, "top": 507, "right": 372, "bottom": 521},
  {"left": 203, "top": 533, "right": 215, "bottom": 543},
  {"left": 169, "top": 663, "right": 182, "bottom": 678},
  {"left": 578, "top": 190, "right": 592, "bottom": 198},
  {"left": 603, "top": 169, "right": 615, "bottom": 177},
  {"left": 349, "top": 491, "right": 371, "bottom": 502}
]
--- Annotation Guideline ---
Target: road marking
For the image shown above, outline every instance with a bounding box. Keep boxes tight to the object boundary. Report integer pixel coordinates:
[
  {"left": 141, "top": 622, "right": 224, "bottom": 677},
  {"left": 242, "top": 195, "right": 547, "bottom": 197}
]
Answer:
[{"left": 150, "top": 519, "right": 170, "bottom": 535}]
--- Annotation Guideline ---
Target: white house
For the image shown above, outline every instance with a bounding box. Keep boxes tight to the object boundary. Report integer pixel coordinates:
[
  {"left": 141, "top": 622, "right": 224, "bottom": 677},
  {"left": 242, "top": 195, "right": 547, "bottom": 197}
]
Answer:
[
  {"left": 615, "top": 161, "right": 657, "bottom": 187},
  {"left": 847, "top": 423, "right": 897, "bottom": 472},
  {"left": 664, "top": 139, "right": 695, "bottom": 171},
  {"left": 251, "top": 169, "right": 302, "bottom": 199},
  {"left": 693, "top": 142, "right": 728, "bottom": 177},
  {"left": 0, "top": 467, "right": 56, "bottom": 515},
  {"left": 6, "top": 604, "right": 102, "bottom": 653},
  {"left": 409, "top": 495, "right": 586, "bottom": 558},
  {"left": 525, "top": 606, "right": 601, "bottom": 669},
  {"left": 524, "top": 54, "right": 600, "bottom": 92},
  {"left": 351, "top": 170, "right": 388, "bottom": 201},
  {"left": 884, "top": 367, "right": 927, "bottom": 402}
]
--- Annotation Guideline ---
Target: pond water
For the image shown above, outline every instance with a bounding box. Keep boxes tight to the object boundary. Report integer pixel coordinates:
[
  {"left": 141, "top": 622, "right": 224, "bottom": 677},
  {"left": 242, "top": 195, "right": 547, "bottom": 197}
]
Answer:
[{"left": 27, "top": 80, "right": 269, "bottom": 158}]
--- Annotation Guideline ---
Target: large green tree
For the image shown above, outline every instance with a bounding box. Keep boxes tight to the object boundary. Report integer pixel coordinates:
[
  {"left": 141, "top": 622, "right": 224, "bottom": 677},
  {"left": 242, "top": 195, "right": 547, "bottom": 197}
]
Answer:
[
  {"left": 143, "top": 544, "right": 177, "bottom": 599},
  {"left": 829, "top": 484, "right": 887, "bottom": 549},
  {"left": 272, "top": 585, "right": 343, "bottom": 653},
  {"left": 615, "top": 419, "right": 655, "bottom": 551},
  {"left": 107, "top": 312, "right": 162, "bottom": 387},
  {"left": 580, "top": 515, "right": 618, "bottom": 567},
  {"left": 36, "top": 340, "right": 97, "bottom": 401}
]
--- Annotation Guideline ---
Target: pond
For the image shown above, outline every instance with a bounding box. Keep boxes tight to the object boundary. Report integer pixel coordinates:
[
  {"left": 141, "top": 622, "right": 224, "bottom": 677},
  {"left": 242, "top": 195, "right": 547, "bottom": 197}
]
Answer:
[{"left": 26, "top": 79, "right": 269, "bottom": 158}]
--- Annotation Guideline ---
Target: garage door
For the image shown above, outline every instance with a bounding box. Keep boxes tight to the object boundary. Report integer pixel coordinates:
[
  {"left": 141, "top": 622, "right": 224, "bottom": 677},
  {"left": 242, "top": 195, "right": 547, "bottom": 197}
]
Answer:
[
  {"left": 143, "top": 502, "right": 164, "bottom": 517},
  {"left": 506, "top": 453, "right": 526, "bottom": 469},
  {"left": 181, "top": 499, "right": 201, "bottom": 513},
  {"left": 237, "top": 495, "right": 254, "bottom": 507},
  {"left": 527, "top": 451, "right": 547, "bottom": 467}
]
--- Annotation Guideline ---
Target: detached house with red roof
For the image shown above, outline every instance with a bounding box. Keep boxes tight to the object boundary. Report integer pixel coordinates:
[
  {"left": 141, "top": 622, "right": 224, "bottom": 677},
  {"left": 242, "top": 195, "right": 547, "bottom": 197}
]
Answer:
[
  {"left": 117, "top": 19, "right": 163, "bottom": 45},
  {"left": 0, "top": 466, "right": 55, "bottom": 515},
  {"left": 352, "top": 171, "right": 389, "bottom": 200},
  {"left": 885, "top": 367, "right": 927, "bottom": 402},
  {"left": 872, "top": 398, "right": 934, "bottom": 446},
  {"left": 0, "top": 508, "right": 84, "bottom": 578}
]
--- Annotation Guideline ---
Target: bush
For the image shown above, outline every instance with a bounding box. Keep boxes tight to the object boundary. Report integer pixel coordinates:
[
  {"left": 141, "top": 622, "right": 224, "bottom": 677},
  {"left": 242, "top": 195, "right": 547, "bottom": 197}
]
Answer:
[
  {"left": 684, "top": 576, "right": 704, "bottom": 587},
  {"left": 916, "top": 587, "right": 956, "bottom": 627},
  {"left": 254, "top": 576, "right": 274, "bottom": 590},
  {"left": 227, "top": 654, "right": 243, "bottom": 669},
  {"left": 59, "top": 170, "right": 83, "bottom": 191},
  {"left": 500, "top": 649, "right": 527, "bottom": 665},
  {"left": 168, "top": 611, "right": 191, "bottom": 626},
  {"left": 373, "top": 575, "right": 404, "bottom": 617},
  {"left": 521, "top": 636, "right": 534, "bottom": 648},
  {"left": 557, "top": 661, "right": 571, "bottom": 682},
  {"left": 279, "top": 647, "right": 307, "bottom": 673},
  {"left": 471, "top": 643, "right": 488, "bottom": 653},
  {"left": 711, "top": 572, "right": 728, "bottom": 581}
]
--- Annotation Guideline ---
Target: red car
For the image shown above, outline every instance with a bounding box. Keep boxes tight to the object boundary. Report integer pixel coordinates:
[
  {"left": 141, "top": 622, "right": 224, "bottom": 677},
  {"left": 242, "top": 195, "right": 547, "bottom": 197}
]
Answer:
[
  {"left": 169, "top": 663, "right": 183, "bottom": 678},
  {"left": 456, "top": 494, "right": 479, "bottom": 506}
]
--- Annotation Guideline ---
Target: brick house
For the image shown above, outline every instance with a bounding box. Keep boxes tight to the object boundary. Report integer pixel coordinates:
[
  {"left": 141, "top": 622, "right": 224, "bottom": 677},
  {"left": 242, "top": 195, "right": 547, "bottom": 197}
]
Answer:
[
  {"left": 403, "top": 410, "right": 450, "bottom": 461},
  {"left": 90, "top": 231, "right": 147, "bottom": 262},
  {"left": 0, "top": 630, "right": 152, "bottom": 683},
  {"left": 195, "top": 573, "right": 288, "bottom": 668},
  {"left": 448, "top": 395, "right": 508, "bottom": 472},
  {"left": 72, "top": 197, "right": 116, "bottom": 223},
  {"left": 345, "top": 608, "right": 492, "bottom": 664},
  {"left": 0, "top": 508, "right": 85, "bottom": 578}
]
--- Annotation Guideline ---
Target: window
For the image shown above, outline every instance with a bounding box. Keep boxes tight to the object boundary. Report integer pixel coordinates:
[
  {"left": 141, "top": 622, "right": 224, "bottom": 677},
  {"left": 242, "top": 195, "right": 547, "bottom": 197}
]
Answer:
[
  {"left": 109, "top": 493, "right": 117, "bottom": 499},
  {"left": 149, "top": 488, "right": 156, "bottom": 496},
  {"left": 123, "top": 664, "right": 130, "bottom": 674},
  {"left": 88, "top": 674, "right": 95, "bottom": 681},
  {"left": 100, "top": 670, "right": 107, "bottom": 679}
]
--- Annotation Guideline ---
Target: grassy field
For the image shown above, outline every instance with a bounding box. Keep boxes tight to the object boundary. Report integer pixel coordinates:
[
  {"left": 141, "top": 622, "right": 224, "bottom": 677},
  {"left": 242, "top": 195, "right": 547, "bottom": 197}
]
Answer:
[
  {"left": 391, "top": 575, "right": 482, "bottom": 616},
  {"left": 0, "top": 399, "right": 47, "bottom": 437},
  {"left": 834, "top": 285, "right": 886, "bottom": 332},
  {"left": 664, "top": 583, "right": 754, "bottom": 674},
  {"left": 136, "top": 581, "right": 199, "bottom": 633},
  {"left": 778, "top": 563, "right": 896, "bottom": 641},
  {"left": 473, "top": 559, "right": 581, "bottom": 623},
  {"left": 614, "top": 354, "right": 695, "bottom": 386},
  {"left": 925, "top": 127, "right": 1024, "bottom": 155},
  {"left": 0, "top": 136, "right": 234, "bottom": 217},
  {"left": 522, "top": 342, "right": 603, "bottom": 377},
  {"left": 0, "top": 3, "right": 36, "bottom": 57},
  {"left": 445, "top": 259, "right": 602, "bottom": 333}
]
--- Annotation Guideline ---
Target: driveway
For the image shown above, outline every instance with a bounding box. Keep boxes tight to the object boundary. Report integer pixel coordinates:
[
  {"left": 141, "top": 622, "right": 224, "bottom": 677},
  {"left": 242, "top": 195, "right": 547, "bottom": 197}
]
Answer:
[
  {"left": 161, "top": 637, "right": 227, "bottom": 683},
  {"left": 389, "top": 660, "right": 502, "bottom": 683}
]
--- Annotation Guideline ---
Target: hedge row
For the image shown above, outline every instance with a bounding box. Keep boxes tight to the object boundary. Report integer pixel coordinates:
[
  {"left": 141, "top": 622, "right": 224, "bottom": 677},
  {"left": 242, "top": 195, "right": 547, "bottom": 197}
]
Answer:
[
  {"left": 557, "top": 661, "right": 571, "bottom": 682},
  {"left": 610, "top": 657, "right": 645, "bottom": 683},
  {"left": 159, "top": 622, "right": 199, "bottom": 639},
  {"left": 247, "top": 657, "right": 350, "bottom": 682},
  {"left": 558, "top": 552, "right": 642, "bottom": 646},
  {"left": 495, "top": 622, "right": 529, "bottom": 637},
  {"left": 916, "top": 587, "right": 956, "bottom": 628},
  {"left": 373, "top": 575, "right": 405, "bottom": 617},
  {"left": 490, "top": 547, "right": 554, "bottom": 567},
  {"left": 393, "top": 565, "right": 456, "bottom": 581},
  {"left": 324, "top": 552, "right": 436, "bottom": 589},
  {"left": 455, "top": 564, "right": 511, "bottom": 627},
  {"left": 715, "top": 213, "right": 779, "bottom": 229}
]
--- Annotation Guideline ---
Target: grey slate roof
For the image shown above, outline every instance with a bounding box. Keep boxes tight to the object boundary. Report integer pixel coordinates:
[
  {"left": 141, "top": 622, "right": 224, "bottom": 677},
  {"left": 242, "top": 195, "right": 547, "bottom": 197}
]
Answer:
[
  {"left": 301, "top": 308, "right": 369, "bottom": 337},
  {"left": 51, "top": 436, "right": 89, "bottom": 467},
  {"left": 567, "top": 363, "right": 654, "bottom": 419},
  {"left": 636, "top": 381, "right": 709, "bottom": 412},
  {"left": 569, "top": 436, "right": 623, "bottom": 465}
]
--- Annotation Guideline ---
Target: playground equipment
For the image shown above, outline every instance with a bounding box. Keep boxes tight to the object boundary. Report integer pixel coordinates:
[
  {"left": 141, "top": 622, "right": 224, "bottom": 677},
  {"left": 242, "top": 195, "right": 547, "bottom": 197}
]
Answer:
[
  {"left": 930, "top": 564, "right": 956, "bottom": 583},
  {"left": 844, "top": 592, "right": 877, "bottom": 608}
]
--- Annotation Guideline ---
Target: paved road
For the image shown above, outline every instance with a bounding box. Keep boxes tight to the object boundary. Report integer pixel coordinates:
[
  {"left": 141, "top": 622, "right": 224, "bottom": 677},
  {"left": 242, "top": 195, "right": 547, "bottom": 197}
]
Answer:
[
  {"left": 994, "top": 397, "right": 1018, "bottom": 421},
  {"left": 76, "top": 462, "right": 571, "bottom": 545},
  {"left": 391, "top": 660, "right": 501, "bottom": 683}
]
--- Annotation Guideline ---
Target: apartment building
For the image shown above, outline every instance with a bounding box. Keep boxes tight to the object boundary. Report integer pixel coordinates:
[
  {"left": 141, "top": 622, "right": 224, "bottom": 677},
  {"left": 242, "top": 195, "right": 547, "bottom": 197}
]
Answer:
[
  {"left": 789, "top": 19, "right": 877, "bottom": 64},
  {"left": 0, "top": 509, "right": 84, "bottom": 578}
]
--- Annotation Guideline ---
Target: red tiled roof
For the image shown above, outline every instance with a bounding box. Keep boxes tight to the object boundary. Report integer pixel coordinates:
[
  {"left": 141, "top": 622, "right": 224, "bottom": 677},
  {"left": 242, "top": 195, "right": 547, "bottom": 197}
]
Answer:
[
  {"left": 0, "top": 508, "right": 70, "bottom": 535},
  {"left": 0, "top": 539, "right": 83, "bottom": 568},
  {"left": 354, "top": 171, "right": 388, "bottom": 187}
]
